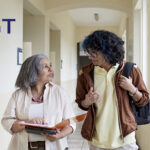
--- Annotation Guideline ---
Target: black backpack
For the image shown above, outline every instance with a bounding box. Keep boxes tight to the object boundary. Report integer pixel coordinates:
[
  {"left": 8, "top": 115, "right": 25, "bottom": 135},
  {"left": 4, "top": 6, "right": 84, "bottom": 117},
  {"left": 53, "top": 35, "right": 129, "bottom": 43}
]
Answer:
[{"left": 122, "top": 62, "right": 150, "bottom": 125}]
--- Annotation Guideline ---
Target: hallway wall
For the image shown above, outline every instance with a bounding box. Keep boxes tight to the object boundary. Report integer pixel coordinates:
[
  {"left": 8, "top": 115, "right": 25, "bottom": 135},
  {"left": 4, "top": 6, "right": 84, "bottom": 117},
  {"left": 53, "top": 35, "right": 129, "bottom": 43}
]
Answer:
[
  {"left": 1, "top": 0, "right": 150, "bottom": 150},
  {"left": 49, "top": 12, "right": 77, "bottom": 82},
  {"left": 48, "top": 11, "right": 77, "bottom": 103},
  {"left": 76, "top": 26, "right": 119, "bottom": 43},
  {"left": 0, "top": 0, "right": 23, "bottom": 149},
  {"left": 23, "top": 15, "right": 49, "bottom": 56},
  {"left": 146, "top": 0, "right": 150, "bottom": 91},
  {"left": 50, "top": 30, "right": 61, "bottom": 85}
]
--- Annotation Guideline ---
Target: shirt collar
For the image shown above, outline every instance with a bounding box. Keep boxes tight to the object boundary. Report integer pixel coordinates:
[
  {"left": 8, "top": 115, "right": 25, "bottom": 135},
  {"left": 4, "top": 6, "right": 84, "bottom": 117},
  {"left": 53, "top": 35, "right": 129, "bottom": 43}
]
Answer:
[
  {"left": 45, "top": 81, "right": 54, "bottom": 88},
  {"left": 95, "top": 63, "right": 119, "bottom": 73}
]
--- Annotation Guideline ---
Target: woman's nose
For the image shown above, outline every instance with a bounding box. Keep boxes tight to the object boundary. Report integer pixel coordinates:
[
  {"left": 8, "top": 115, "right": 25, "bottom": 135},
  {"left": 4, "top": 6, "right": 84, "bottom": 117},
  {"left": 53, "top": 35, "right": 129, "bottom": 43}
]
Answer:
[{"left": 49, "top": 66, "right": 53, "bottom": 72}]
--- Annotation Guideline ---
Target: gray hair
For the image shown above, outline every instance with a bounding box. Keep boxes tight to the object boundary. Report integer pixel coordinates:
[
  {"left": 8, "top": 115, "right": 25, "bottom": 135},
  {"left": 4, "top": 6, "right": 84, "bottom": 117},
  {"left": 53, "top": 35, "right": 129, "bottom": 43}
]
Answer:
[{"left": 15, "top": 54, "right": 48, "bottom": 89}]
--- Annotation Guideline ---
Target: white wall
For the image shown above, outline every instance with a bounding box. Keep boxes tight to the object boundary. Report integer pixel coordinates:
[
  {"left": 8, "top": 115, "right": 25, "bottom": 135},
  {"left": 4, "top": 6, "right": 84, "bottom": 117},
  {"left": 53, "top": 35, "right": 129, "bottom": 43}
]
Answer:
[
  {"left": 133, "top": 0, "right": 150, "bottom": 89},
  {"left": 133, "top": 10, "right": 142, "bottom": 68},
  {"left": 118, "top": 14, "right": 128, "bottom": 60},
  {"left": 119, "top": 14, "right": 127, "bottom": 37},
  {"left": 142, "top": 0, "right": 148, "bottom": 88},
  {"left": 0, "top": 0, "right": 23, "bottom": 149},
  {"left": 147, "top": 0, "right": 150, "bottom": 90}
]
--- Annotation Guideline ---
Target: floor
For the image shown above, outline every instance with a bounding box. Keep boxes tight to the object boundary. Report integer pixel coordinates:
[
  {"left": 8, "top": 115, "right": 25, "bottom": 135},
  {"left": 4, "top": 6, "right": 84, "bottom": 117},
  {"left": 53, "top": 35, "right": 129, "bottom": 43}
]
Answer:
[
  {"left": 67, "top": 103, "right": 89, "bottom": 150},
  {"left": 68, "top": 122, "right": 89, "bottom": 150}
]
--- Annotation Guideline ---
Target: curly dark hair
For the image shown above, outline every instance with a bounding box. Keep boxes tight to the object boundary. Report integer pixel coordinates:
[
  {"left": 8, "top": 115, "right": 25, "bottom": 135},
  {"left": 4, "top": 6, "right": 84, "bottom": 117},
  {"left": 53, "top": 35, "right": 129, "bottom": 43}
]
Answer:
[{"left": 82, "top": 30, "right": 125, "bottom": 65}]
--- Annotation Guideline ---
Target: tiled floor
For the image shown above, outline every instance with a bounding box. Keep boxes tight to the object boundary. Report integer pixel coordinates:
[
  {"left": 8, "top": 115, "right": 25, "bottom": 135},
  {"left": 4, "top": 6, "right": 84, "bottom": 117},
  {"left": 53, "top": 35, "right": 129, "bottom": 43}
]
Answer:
[
  {"left": 68, "top": 122, "right": 89, "bottom": 150},
  {"left": 67, "top": 103, "right": 89, "bottom": 150}
]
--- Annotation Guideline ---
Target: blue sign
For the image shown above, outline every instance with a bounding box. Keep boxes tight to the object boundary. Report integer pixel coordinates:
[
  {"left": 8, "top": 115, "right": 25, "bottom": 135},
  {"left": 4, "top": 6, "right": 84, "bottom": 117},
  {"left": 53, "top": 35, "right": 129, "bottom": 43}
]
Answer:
[{"left": 17, "top": 48, "right": 23, "bottom": 65}]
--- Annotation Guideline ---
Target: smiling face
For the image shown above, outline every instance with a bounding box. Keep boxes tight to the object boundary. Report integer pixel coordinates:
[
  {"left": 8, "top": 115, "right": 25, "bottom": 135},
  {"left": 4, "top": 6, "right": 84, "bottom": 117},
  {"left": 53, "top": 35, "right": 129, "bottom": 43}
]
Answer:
[{"left": 38, "top": 58, "right": 54, "bottom": 84}]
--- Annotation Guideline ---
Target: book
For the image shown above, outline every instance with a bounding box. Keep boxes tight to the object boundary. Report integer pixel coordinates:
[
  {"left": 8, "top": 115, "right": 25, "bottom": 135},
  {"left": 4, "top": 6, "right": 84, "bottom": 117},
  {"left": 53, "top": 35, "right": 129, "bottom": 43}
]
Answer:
[
  {"left": 19, "top": 113, "right": 87, "bottom": 135},
  {"left": 19, "top": 122, "right": 57, "bottom": 134},
  {"left": 25, "top": 126, "right": 57, "bottom": 135}
]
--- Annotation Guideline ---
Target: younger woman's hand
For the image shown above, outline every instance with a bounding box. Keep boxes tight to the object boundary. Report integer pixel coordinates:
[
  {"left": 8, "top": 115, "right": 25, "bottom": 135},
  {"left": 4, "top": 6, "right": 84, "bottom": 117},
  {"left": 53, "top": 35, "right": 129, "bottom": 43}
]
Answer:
[
  {"left": 118, "top": 75, "right": 136, "bottom": 93},
  {"left": 82, "top": 87, "right": 100, "bottom": 108}
]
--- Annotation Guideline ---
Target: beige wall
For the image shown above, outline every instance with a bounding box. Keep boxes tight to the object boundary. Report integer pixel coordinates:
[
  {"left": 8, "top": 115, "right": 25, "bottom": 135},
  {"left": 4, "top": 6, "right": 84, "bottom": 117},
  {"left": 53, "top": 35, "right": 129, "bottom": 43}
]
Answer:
[
  {"left": 136, "top": 124, "right": 150, "bottom": 150},
  {"left": 48, "top": 11, "right": 77, "bottom": 103},
  {"left": 49, "top": 11, "right": 77, "bottom": 83},
  {"left": 50, "top": 30, "right": 61, "bottom": 85},
  {"left": 23, "top": 15, "right": 49, "bottom": 56},
  {"left": 24, "top": 0, "right": 46, "bottom": 15},
  {"left": 29, "top": 0, "right": 45, "bottom": 12},
  {"left": 76, "top": 26, "right": 119, "bottom": 43}
]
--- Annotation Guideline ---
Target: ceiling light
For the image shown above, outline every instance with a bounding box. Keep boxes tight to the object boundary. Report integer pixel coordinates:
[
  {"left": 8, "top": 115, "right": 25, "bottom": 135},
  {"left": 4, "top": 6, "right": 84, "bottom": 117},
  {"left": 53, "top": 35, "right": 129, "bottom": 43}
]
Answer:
[{"left": 94, "top": 13, "right": 99, "bottom": 21}]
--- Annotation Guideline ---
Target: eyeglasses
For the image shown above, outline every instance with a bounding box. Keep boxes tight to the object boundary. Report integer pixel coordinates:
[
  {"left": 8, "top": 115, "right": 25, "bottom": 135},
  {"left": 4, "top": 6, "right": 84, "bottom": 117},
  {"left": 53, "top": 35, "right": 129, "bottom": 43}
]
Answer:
[{"left": 88, "top": 51, "right": 98, "bottom": 58}]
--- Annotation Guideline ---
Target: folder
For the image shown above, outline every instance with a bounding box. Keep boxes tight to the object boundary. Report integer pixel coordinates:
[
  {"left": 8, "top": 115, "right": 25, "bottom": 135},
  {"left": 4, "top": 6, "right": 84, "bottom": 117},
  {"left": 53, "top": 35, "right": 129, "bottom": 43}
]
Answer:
[{"left": 19, "top": 113, "right": 87, "bottom": 135}]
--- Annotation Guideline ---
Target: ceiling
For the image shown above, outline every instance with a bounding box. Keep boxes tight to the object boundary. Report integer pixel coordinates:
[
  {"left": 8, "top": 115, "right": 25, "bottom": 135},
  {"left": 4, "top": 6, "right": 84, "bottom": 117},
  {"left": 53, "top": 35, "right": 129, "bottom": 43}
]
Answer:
[
  {"left": 68, "top": 8, "right": 126, "bottom": 26},
  {"left": 24, "top": 6, "right": 127, "bottom": 27}
]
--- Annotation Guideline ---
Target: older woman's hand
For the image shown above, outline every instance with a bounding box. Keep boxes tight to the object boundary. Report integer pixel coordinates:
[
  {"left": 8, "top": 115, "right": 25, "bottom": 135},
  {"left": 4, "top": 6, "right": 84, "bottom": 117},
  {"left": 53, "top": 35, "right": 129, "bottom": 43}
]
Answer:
[
  {"left": 11, "top": 121, "right": 25, "bottom": 133},
  {"left": 11, "top": 118, "right": 47, "bottom": 133},
  {"left": 43, "top": 126, "right": 73, "bottom": 141},
  {"left": 44, "top": 130, "right": 63, "bottom": 141},
  {"left": 28, "top": 117, "right": 47, "bottom": 125}
]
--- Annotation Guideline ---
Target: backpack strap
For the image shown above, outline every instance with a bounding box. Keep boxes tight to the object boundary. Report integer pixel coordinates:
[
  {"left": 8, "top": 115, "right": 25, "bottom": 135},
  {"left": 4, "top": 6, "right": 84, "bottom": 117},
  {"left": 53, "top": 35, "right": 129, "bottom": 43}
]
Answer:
[{"left": 122, "top": 62, "right": 136, "bottom": 78}]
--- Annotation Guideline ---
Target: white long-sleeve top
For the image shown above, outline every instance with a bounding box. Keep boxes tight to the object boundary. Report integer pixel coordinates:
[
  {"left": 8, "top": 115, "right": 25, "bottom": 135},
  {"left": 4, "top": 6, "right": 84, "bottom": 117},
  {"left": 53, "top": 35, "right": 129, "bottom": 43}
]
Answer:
[
  {"left": 28, "top": 103, "right": 45, "bottom": 141},
  {"left": 1, "top": 82, "right": 76, "bottom": 150}
]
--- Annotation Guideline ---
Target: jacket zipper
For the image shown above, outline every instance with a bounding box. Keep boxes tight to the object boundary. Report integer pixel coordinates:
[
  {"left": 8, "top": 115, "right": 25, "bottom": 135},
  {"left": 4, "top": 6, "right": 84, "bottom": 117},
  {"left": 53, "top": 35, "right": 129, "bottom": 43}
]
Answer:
[{"left": 114, "top": 74, "right": 124, "bottom": 144}]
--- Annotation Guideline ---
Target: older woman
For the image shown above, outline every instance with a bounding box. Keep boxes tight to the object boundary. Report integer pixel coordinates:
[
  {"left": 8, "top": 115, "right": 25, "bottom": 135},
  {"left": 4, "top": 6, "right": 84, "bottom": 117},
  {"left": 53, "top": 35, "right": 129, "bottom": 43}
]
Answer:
[{"left": 1, "top": 54, "right": 75, "bottom": 150}]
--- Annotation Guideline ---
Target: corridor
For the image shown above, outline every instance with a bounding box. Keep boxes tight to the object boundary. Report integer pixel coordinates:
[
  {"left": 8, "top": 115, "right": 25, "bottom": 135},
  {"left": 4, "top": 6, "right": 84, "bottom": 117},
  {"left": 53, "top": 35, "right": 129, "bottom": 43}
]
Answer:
[{"left": 1, "top": 0, "right": 150, "bottom": 150}]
